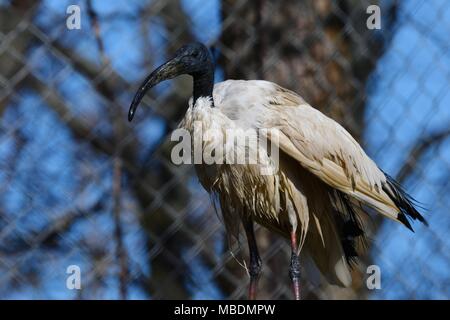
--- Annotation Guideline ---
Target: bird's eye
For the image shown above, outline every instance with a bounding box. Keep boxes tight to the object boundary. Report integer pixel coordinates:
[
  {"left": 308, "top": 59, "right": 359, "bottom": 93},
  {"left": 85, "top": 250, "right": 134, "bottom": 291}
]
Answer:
[{"left": 192, "top": 51, "right": 200, "bottom": 58}]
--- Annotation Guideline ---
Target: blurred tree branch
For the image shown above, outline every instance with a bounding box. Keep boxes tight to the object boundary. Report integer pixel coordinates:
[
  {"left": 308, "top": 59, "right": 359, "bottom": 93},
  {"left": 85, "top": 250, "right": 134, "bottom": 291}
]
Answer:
[
  {"left": 24, "top": 74, "right": 115, "bottom": 154},
  {"left": 397, "top": 128, "right": 450, "bottom": 184},
  {"left": 0, "top": 200, "right": 104, "bottom": 254}
]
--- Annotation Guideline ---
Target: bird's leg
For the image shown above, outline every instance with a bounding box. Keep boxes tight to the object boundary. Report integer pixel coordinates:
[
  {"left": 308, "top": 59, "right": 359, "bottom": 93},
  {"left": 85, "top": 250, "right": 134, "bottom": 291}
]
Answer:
[
  {"left": 289, "top": 231, "right": 301, "bottom": 300},
  {"left": 243, "top": 217, "right": 262, "bottom": 300}
]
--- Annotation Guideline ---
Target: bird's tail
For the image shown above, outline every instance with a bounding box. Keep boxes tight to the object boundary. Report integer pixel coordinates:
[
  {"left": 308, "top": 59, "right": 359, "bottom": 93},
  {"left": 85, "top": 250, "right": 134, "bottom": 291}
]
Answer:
[
  {"left": 382, "top": 173, "right": 428, "bottom": 231},
  {"left": 304, "top": 209, "right": 353, "bottom": 287}
]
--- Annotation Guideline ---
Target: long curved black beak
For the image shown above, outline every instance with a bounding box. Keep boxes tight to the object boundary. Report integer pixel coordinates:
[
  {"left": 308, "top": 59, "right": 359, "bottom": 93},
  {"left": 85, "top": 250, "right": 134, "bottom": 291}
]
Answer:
[{"left": 128, "top": 58, "right": 182, "bottom": 122}]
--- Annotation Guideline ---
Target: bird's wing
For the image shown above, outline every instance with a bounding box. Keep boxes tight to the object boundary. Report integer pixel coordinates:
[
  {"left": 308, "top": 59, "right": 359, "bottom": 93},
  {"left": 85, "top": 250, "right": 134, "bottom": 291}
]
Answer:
[
  {"left": 258, "top": 83, "right": 402, "bottom": 221},
  {"left": 214, "top": 80, "right": 425, "bottom": 227}
]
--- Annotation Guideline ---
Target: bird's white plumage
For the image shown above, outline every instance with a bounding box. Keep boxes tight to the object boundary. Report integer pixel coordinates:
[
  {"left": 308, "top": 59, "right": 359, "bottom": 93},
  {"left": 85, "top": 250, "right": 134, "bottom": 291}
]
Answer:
[
  {"left": 212, "top": 80, "right": 400, "bottom": 219},
  {"left": 179, "top": 80, "right": 409, "bottom": 287}
]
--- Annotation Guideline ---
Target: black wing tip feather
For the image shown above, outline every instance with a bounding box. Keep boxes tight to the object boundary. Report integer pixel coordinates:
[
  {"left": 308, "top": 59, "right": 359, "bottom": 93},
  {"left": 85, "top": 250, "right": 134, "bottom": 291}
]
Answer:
[
  {"left": 397, "top": 213, "right": 414, "bottom": 232},
  {"left": 382, "top": 173, "right": 429, "bottom": 231},
  {"left": 334, "top": 191, "right": 368, "bottom": 268}
]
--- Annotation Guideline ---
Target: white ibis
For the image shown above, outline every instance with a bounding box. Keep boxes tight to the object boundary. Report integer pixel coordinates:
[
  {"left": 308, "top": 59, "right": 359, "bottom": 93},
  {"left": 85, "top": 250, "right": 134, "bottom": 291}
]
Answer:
[{"left": 128, "top": 42, "right": 427, "bottom": 300}]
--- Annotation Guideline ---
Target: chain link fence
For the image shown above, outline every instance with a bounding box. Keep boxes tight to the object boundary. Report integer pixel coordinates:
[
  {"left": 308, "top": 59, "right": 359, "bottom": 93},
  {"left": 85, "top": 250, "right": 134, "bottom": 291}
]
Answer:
[{"left": 0, "top": 0, "right": 448, "bottom": 299}]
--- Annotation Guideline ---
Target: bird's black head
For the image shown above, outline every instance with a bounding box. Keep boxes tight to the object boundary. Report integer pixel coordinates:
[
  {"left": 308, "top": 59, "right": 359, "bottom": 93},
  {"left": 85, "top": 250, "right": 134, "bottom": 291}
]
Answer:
[
  {"left": 173, "top": 42, "right": 213, "bottom": 75},
  {"left": 128, "top": 42, "right": 214, "bottom": 122}
]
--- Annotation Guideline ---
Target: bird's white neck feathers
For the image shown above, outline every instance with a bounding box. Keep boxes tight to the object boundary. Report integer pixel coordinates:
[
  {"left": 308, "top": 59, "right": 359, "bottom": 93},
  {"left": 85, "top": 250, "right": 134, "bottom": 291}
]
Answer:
[
  {"left": 188, "top": 96, "right": 213, "bottom": 109},
  {"left": 183, "top": 96, "right": 231, "bottom": 131}
]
